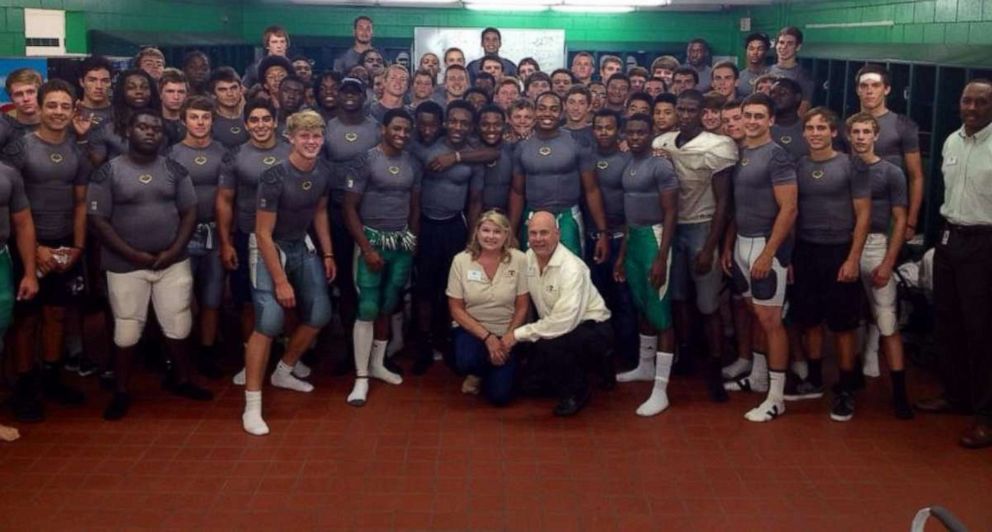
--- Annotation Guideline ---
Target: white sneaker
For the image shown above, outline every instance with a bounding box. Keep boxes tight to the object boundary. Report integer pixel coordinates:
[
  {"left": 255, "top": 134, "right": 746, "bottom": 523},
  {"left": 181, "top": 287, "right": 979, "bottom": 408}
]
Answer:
[
  {"left": 232, "top": 367, "right": 246, "bottom": 386},
  {"left": 270, "top": 371, "right": 314, "bottom": 392},
  {"left": 723, "top": 376, "right": 768, "bottom": 393},
  {"left": 744, "top": 398, "right": 785, "bottom": 422}
]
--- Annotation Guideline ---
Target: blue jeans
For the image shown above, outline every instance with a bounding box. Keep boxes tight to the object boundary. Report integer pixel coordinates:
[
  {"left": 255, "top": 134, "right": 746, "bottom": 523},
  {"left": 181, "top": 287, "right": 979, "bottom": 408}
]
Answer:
[
  {"left": 586, "top": 234, "right": 638, "bottom": 367},
  {"left": 453, "top": 327, "right": 517, "bottom": 406},
  {"left": 252, "top": 239, "right": 332, "bottom": 337},
  {"left": 187, "top": 224, "right": 224, "bottom": 310}
]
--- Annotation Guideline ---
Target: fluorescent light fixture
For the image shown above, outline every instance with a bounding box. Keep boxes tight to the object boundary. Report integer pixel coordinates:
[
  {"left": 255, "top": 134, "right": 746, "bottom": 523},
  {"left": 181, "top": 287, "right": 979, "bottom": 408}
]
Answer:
[
  {"left": 380, "top": 0, "right": 459, "bottom": 3},
  {"left": 563, "top": 0, "right": 669, "bottom": 4},
  {"left": 464, "top": 3, "right": 549, "bottom": 10},
  {"left": 552, "top": 5, "right": 635, "bottom": 12}
]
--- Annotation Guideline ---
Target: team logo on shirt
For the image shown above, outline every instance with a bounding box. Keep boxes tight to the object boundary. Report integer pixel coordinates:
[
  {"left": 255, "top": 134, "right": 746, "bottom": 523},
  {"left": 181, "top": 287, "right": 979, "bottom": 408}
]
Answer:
[
  {"left": 596, "top": 160, "right": 609, "bottom": 170},
  {"left": 812, "top": 170, "right": 824, "bottom": 180},
  {"left": 388, "top": 166, "right": 400, "bottom": 175},
  {"left": 345, "top": 132, "right": 359, "bottom": 142},
  {"left": 194, "top": 156, "right": 208, "bottom": 165},
  {"left": 302, "top": 180, "right": 313, "bottom": 191},
  {"left": 49, "top": 153, "right": 63, "bottom": 164},
  {"left": 538, "top": 146, "right": 552, "bottom": 156},
  {"left": 740, "top": 158, "right": 749, "bottom": 167},
  {"left": 138, "top": 174, "right": 153, "bottom": 184},
  {"left": 780, "top": 136, "right": 792, "bottom": 144},
  {"left": 230, "top": 126, "right": 242, "bottom": 134},
  {"left": 262, "top": 156, "right": 277, "bottom": 165}
]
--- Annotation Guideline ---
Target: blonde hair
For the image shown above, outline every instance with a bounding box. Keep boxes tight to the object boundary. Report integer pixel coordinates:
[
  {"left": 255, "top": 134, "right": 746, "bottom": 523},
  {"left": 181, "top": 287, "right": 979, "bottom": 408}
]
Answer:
[
  {"left": 467, "top": 210, "right": 517, "bottom": 262},
  {"left": 286, "top": 109, "right": 325, "bottom": 135},
  {"left": 5, "top": 68, "right": 42, "bottom": 93}
]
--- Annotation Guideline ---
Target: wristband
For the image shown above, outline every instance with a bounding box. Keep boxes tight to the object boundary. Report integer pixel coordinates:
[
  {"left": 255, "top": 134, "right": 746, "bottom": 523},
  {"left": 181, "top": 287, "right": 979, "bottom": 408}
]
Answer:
[
  {"left": 323, "top": 253, "right": 334, "bottom": 258},
  {"left": 483, "top": 331, "right": 493, "bottom": 342}
]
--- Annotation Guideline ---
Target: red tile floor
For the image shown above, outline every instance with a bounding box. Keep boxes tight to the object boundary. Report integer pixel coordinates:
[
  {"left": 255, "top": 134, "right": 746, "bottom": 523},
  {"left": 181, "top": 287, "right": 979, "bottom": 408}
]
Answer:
[{"left": 2, "top": 354, "right": 991, "bottom": 531}]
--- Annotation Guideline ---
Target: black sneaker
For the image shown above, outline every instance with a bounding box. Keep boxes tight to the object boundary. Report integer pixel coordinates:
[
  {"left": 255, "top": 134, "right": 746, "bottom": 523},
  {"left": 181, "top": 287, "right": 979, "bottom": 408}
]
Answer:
[
  {"left": 784, "top": 376, "right": 824, "bottom": 401},
  {"left": 75, "top": 356, "right": 99, "bottom": 377},
  {"left": 830, "top": 391, "right": 855, "bottom": 422},
  {"left": 103, "top": 392, "right": 131, "bottom": 421},
  {"left": 64, "top": 354, "right": 82, "bottom": 373},
  {"left": 170, "top": 382, "right": 214, "bottom": 402}
]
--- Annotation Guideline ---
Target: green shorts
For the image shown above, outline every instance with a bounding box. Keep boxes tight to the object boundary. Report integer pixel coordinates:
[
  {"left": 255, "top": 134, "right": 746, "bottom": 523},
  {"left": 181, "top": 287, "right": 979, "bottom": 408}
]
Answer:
[
  {"left": 519, "top": 205, "right": 583, "bottom": 258},
  {"left": 353, "top": 227, "right": 414, "bottom": 322},
  {"left": 624, "top": 224, "right": 672, "bottom": 331}
]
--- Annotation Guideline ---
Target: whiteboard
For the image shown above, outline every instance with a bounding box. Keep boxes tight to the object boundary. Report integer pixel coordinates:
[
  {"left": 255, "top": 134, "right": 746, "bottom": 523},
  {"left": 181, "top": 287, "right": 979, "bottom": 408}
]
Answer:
[{"left": 414, "top": 27, "right": 566, "bottom": 75}]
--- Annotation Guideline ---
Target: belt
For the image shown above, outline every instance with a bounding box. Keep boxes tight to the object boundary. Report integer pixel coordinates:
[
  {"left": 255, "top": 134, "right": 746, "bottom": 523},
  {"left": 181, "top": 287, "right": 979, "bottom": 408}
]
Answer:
[{"left": 947, "top": 223, "right": 992, "bottom": 235}]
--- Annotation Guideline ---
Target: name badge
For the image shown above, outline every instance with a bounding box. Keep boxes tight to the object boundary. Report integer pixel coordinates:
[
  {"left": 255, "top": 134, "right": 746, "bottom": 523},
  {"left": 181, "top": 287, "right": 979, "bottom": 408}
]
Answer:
[{"left": 467, "top": 270, "right": 484, "bottom": 282}]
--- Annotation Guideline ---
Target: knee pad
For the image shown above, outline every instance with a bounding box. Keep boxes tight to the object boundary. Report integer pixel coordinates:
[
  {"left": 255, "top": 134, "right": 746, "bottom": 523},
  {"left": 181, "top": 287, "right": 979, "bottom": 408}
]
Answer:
[
  {"left": 356, "top": 292, "right": 380, "bottom": 322},
  {"left": 876, "top": 311, "right": 898, "bottom": 337},
  {"left": 160, "top": 308, "right": 192, "bottom": 340},
  {"left": 751, "top": 270, "right": 779, "bottom": 302},
  {"left": 113, "top": 318, "right": 145, "bottom": 348}
]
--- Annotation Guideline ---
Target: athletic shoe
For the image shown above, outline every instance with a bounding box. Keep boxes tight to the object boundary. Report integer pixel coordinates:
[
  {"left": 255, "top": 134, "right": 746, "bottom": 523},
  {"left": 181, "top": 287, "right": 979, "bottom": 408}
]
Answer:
[
  {"left": 74, "top": 356, "right": 99, "bottom": 377},
  {"left": 830, "top": 391, "right": 855, "bottom": 422},
  {"left": 783, "top": 377, "right": 824, "bottom": 401},
  {"left": 723, "top": 376, "right": 768, "bottom": 393}
]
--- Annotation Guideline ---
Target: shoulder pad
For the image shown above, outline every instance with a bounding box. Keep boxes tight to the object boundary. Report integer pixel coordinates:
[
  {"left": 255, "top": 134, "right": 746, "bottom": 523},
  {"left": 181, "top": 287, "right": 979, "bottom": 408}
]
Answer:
[{"left": 261, "top": 163, "right": 287, "bottom": 185}]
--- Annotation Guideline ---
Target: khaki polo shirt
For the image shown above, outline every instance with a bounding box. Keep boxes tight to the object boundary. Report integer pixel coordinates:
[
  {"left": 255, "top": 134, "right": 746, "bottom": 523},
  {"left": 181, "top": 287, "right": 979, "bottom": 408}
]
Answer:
[{"left": 446, "top": 249, "right": 528, "bottom": 335}]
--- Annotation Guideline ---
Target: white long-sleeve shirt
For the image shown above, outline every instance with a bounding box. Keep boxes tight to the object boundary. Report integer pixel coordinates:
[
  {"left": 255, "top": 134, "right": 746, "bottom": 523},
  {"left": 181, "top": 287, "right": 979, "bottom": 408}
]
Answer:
[{"left": 513, "top": 243, "right": 611, "bottom": 343}]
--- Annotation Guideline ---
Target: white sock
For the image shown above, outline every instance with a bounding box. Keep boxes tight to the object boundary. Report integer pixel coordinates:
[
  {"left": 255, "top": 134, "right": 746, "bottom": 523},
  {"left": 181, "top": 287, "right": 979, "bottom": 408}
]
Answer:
[
  {"left": 745, "top": 371, "right": 786, "bottom": 423},
  {"left": 790, "top": 359, "right": 809, "bottom": 380},
  {"left": 292, "top": 360, "right": 311, "bottom": 379},
  {"left": 721, "top": 357, "right": 753, "bottom": 379},
  {"left": 387, "top": 312, "right": 405, "bottom": 357},
  {"left": 724, "top": 352, "right": 768, "bottom": 392},
  {"left": 270, "top": 361, "right": 314, "bottom": 392},
  {"left": 636, "top": 351, "right": 672, "bottom": 417},
  {"left": 863, "top": 323, "right": 881, "bottom": 377},
  {"left": 242, "top": 390, "right": 269, "bottom": 435},
  {"left": 352, "top": 320, "right": 373, "bottom": 377},
  {"left": 617, "top": 334, "right": 657, "bottom": 382},
  {"left": 232, "top": 367, "right": 246, "bottom": 386},
  {"left": 347, "top": 378, "right": 369, "bottom": 406},
  {"left": 370, "top": 339, "right": 402, "bottom": 385}
]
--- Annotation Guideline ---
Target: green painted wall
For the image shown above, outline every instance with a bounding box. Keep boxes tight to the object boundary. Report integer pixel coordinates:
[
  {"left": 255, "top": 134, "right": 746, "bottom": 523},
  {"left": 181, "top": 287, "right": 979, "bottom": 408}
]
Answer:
[
  {"left": 240, "top": 5, "right": 739, "bottom": 55},
  {"left": 743, "top": 0, "right": 992, "bottom": 47},
  {"left": 0, "top": 0, "right": 241, "bottom": 56}
]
